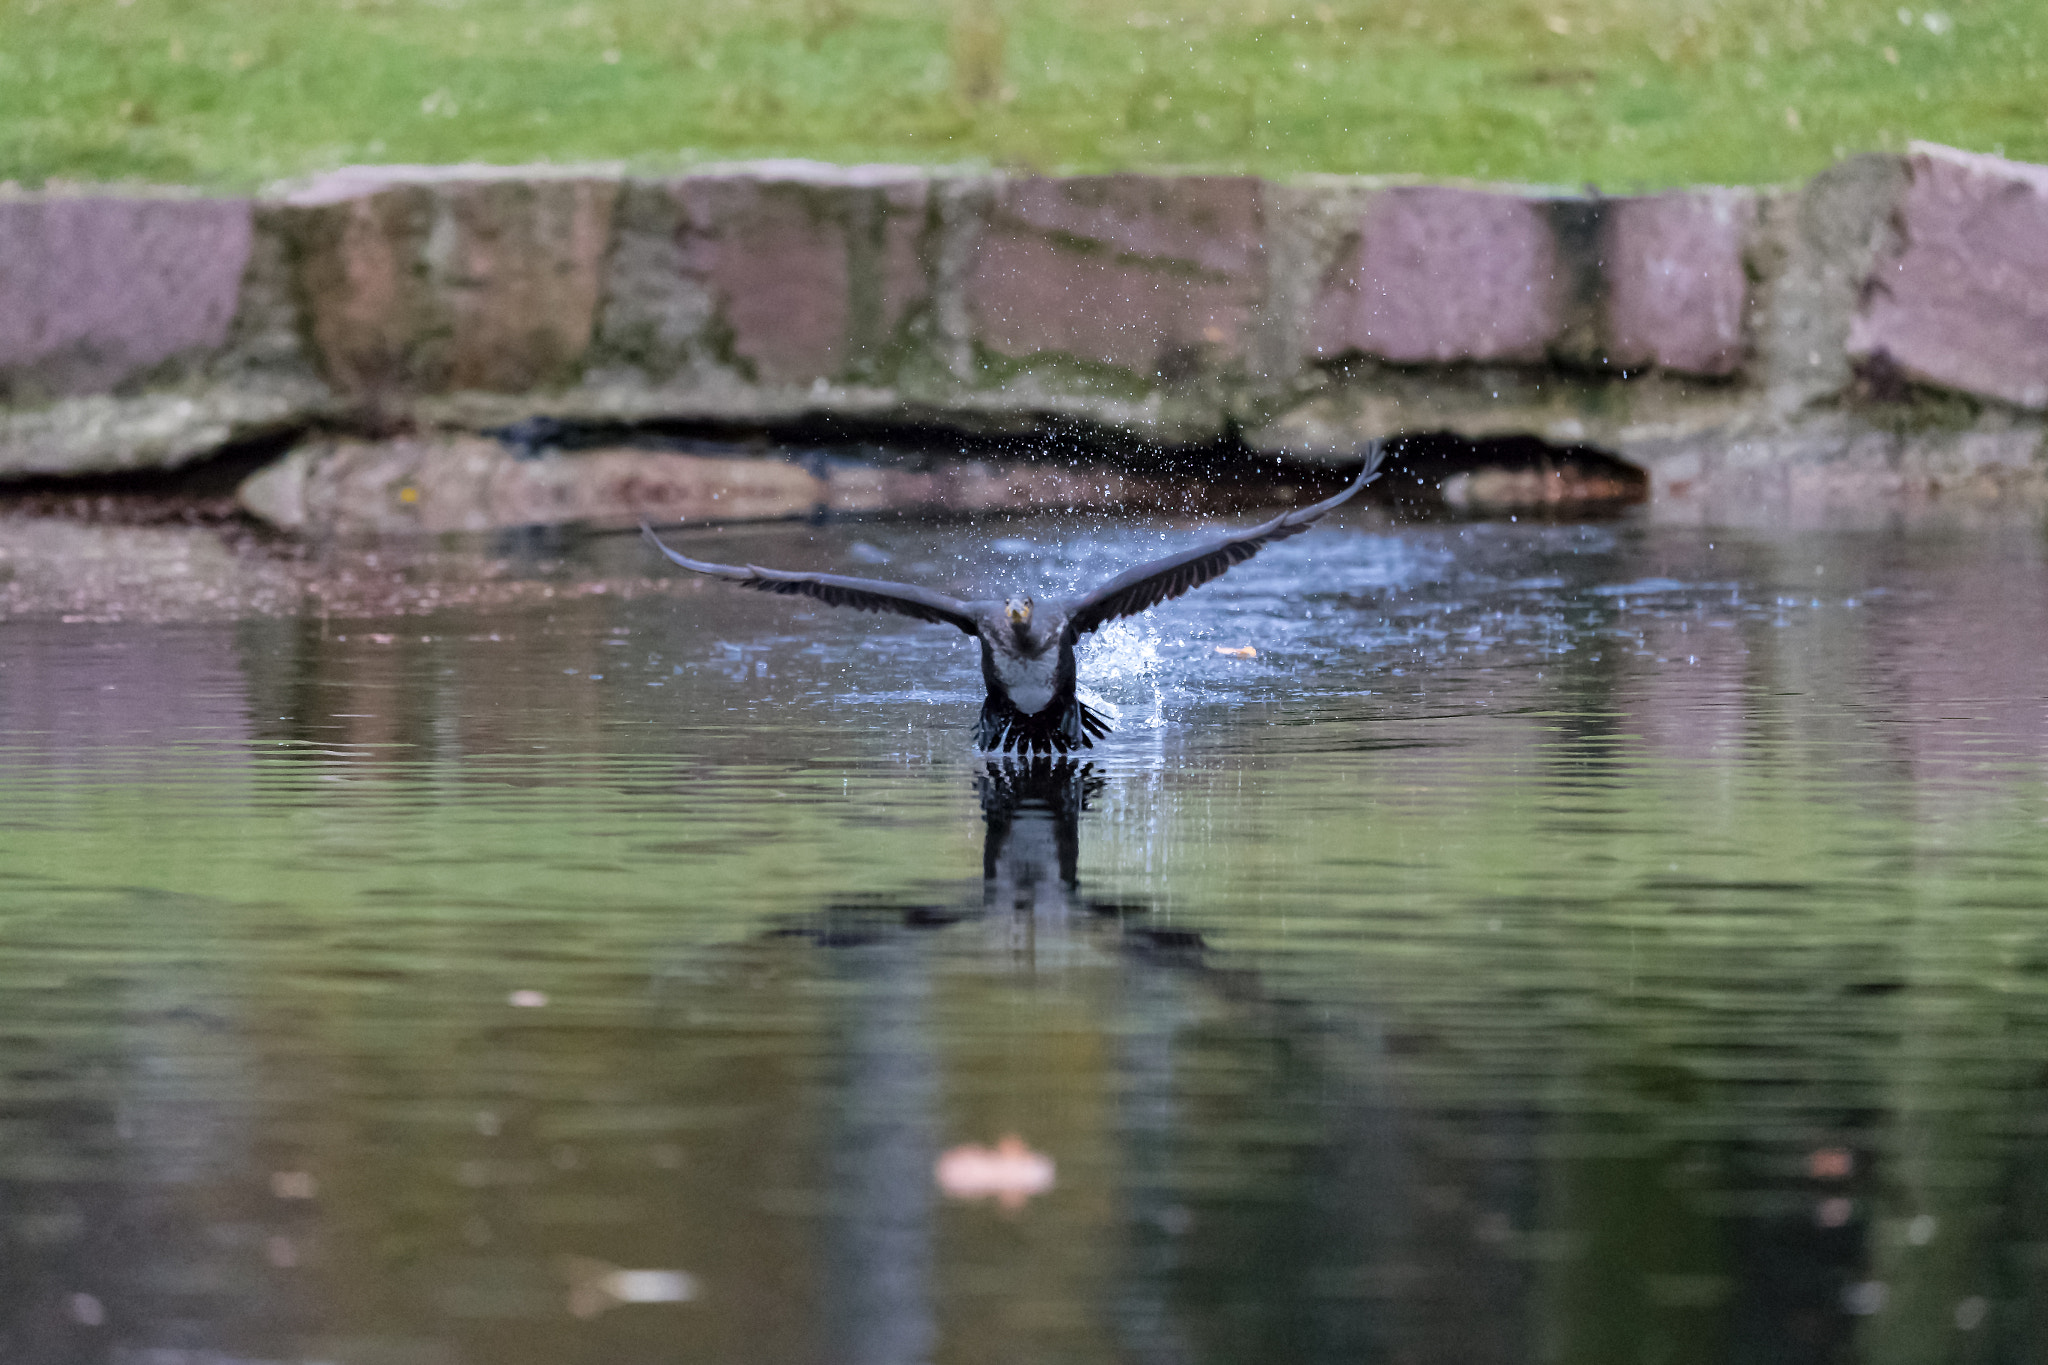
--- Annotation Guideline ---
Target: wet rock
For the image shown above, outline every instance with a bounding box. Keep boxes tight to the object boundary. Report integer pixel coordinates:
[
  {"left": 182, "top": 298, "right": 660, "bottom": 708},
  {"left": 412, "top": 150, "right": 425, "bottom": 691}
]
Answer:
[
  {"left": 283, "top": 166, "right": 619, "bottom": 396},
  {"left": 1848, "top": 143, "right": 2048, "bottom": 410},
  {"left": 1602, "top": 191, "right": 1756, "bottom": 377},
  {"left": 237, "top": 436, "right": 1186, "bottom": 536},
  {"left": 240, "top": 436, "right": 821, "bottom": 535},
  {"left": 0, "top": 193, "right": 252, "bottom": 400},
  {"left": 1440, "top": 463, "right": 1647, "bottom": 512},
  {"left": 1307, "top": 187, "right": 1563, "bottom": 365},
  {"left": 966, "top": 176, "right": 1267, "bottom": 378}
]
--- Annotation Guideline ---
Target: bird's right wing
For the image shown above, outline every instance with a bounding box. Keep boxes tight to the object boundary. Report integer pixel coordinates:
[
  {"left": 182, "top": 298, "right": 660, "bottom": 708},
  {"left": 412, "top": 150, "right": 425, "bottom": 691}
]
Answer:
[
  {"left": 642, "top": 524, "right": 983, "bottom": 635},
  {"left": 1064, "top": 444, "right": 1385, "bottom": 636}
]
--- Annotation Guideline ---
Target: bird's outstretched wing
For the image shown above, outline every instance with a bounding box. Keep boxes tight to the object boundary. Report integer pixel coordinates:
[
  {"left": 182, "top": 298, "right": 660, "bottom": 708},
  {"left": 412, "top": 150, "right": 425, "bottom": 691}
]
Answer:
[
  {"left": 641, "top": 524, "right": 982, "bottom": 635},
  {"left": 1064, "top": 444, "right": 1385, "bottom": 637}
]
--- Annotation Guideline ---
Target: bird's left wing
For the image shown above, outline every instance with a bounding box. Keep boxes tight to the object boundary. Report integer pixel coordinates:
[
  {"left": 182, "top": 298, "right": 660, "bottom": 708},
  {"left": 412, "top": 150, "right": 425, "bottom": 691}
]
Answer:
[
  {"left": 1064, "top": 444, "right": 1385, "bottom": 637},
  {"left": 641, "top": 524, "right": 983, "bottom": 635}
]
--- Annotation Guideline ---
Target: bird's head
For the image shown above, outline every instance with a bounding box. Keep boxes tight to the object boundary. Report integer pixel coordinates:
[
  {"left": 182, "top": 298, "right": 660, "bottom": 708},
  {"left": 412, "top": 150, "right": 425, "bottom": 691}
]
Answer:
[{"left": 1004, "top": 596, "right": 1034, "bottom": 631}]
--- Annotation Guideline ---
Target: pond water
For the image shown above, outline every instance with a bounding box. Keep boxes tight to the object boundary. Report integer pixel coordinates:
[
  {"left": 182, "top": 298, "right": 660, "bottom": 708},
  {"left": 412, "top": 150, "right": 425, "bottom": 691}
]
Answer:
[{"left": 3, "top": 501, "right": 2048, "bottom": 1365}]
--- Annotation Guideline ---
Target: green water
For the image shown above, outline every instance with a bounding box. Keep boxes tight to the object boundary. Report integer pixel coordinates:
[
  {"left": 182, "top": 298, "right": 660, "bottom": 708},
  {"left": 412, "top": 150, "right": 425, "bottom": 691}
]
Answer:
[{"left": 3, "top": 508, "right": 2047, "bottom": 1364}]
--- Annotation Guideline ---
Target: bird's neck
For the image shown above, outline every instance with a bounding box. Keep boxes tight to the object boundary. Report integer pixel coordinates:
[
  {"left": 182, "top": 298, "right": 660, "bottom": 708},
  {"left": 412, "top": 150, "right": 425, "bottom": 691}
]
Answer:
[{"left": 988, "top": 622, "right": 1040, "bottom": 659}]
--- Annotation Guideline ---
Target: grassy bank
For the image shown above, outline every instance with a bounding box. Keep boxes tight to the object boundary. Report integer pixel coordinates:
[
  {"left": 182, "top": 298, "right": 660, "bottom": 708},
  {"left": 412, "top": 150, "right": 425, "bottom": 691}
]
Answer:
[{"left": 1, "top": 0, "right": 2042, "bottom": 190}]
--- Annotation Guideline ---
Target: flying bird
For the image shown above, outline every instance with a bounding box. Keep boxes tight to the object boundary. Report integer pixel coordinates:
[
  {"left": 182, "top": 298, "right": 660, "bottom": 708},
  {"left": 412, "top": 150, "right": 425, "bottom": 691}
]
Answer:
[{"left": 642, "top": 445, "right": 1385, "bottom": 755}]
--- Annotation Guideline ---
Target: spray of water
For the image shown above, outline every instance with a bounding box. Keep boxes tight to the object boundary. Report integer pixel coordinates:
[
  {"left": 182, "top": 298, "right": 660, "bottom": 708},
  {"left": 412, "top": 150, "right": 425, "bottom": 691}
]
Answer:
[{"left": 1078, "top": 618, "right": 1170, "bottom": 732}]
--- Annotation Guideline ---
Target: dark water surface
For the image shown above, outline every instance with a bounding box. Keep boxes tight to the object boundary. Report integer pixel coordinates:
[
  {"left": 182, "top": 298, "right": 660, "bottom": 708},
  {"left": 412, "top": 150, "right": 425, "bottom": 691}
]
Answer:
[{"left": 4, "top": 505, "right": 2048, "bottom": 1365}]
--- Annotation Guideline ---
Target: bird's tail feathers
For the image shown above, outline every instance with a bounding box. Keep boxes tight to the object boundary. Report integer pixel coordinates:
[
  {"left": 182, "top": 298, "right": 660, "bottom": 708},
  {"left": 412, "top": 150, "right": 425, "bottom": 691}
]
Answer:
[{"left": 976, "top": 693, "right": 1114, "bottom": 756}]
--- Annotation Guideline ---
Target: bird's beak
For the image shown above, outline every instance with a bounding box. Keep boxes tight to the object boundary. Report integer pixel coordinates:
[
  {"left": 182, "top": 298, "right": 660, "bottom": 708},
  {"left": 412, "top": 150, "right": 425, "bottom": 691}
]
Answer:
[{"left": 1006, "top": 601, "right": 1031, "bottom": 626}]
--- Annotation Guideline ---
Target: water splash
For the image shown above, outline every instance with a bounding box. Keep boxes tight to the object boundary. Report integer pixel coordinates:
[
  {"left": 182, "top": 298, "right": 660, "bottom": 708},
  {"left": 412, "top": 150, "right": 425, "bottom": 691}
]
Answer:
[{"left": 1079, "top": 619, "right": 1170, "bottom": 731}]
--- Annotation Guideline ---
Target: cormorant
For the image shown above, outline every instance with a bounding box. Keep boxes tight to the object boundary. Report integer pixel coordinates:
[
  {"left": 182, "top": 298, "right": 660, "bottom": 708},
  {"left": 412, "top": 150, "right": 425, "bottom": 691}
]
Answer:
[{"left": 642, "top": 445, "right": 1385, "bottom": 755}]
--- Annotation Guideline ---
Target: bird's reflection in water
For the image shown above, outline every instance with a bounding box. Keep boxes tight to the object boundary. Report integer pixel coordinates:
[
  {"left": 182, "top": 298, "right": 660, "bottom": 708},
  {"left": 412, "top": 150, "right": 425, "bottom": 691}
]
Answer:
[
  {"left": 806, "top": 764, "right": 1125, "bottom": 1365},
  {"left": 793, "top": 774, "right": 1582, "bottom": 1365},
  {"left": 789, "top": 760, "right": 1196, "bottom": 960},
  {"left": 976, "top": 757, "right": 1105, "bottom": 918},
  {"left": 805, "top": 761, "right": 1200, "bottom": 1365}
]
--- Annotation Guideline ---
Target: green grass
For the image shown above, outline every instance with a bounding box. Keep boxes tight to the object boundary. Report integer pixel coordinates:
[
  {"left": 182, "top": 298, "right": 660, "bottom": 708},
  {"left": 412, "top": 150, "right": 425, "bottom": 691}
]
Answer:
[{"left": 1, "top": 0, "right": 2043, "bottom": 190}]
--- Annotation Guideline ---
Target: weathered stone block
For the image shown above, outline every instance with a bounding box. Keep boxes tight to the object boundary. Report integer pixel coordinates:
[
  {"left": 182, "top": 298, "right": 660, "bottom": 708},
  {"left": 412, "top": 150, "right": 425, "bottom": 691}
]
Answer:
[
  {"left": 1602, "top": 190, "right": 1754, "bottom": 376},
  {"left": 0, "top": 195, "right": 251, "bottom": 400},
  {"left": 1848, "top": 143, "right": 2048, "bottom": 409},
  {"left": 966, "top": 176, "right": 1266, "bottom": 376},
  {"left": 285, "top": 167, "right": 618, "bottom": 396},
  {"left": 673, "top": 163, "right": 931, "bottom": 386},
  {"left": 587, "top": 182, "right": 718, "bottom": 380},
  {"left": 1745, "top": 157, "right": 1905, "bottom": 406},
  {"left": 1308, "top": 188, "right": 1562, "bottom": 365}
]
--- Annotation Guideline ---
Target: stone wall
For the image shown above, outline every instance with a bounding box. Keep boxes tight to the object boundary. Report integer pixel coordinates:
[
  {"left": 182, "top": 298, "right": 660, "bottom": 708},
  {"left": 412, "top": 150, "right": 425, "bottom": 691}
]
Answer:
[{"left": 2, "top": 144, "right": 2043, "bottom": 522}]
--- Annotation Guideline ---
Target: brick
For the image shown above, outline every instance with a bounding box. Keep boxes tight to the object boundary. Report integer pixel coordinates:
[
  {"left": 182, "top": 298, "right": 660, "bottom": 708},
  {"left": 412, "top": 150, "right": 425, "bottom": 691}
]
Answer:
[
  {"left": 0, "top": 196, "right": 251, "bottom": 398},
  {"left": 1848, "top": 143, "right": 2048, "bottom": 409},
  {"left": 286, "top": 168, "right": 617, "bottom": 395},
  {"left": 966, "top": 176, "right": 1266, "bottom": 375},
  {"left": 1602, "top": 190, "right": 1754, "bottom": 376},
  {"left": 1309, "top": 188, "right": 1563, "bottom": 365},
  {"left": 675, "top": 164, "right": 930, "bottom": 385}
]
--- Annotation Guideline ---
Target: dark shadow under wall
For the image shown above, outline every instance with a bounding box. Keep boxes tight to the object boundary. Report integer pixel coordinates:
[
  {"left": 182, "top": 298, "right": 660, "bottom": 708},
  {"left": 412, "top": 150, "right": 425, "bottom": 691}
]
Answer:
[
  {"left": 0, "top": 415, "right": 1650, "bottom": 528},
  {"left": 1373, "top": 432, "right": 1650, "bottom": 517},
  {"left": 0, "top": 429, "right": 303, "bottom": 526}
]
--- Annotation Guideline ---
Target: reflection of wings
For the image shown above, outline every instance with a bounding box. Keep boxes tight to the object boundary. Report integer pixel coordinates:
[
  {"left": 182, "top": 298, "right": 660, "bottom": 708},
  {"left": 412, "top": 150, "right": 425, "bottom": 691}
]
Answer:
[
  {"left": 641, "top": 524, "right": 982, "bottom": 635},
  {"left": 1064, "top": 444, "right": 1385, "bottom": 637}
]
